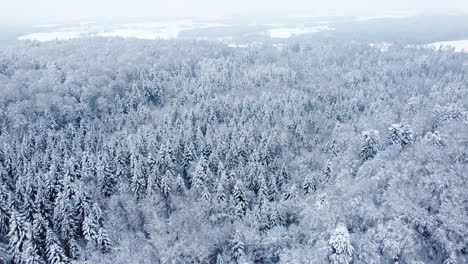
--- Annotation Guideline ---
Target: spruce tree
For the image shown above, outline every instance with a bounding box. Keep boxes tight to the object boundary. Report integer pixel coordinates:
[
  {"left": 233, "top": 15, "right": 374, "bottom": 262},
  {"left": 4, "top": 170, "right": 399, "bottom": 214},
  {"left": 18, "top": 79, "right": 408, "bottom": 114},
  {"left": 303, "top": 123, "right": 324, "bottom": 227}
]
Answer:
[
  {"left": 97, "top": 158, "right": 116, "bottom": 197},
  {"left": 230, "top": 230, "right": 245, "bottom": 262},
  {"left": 193, "top": 157, "right": 208, "bottom": 191},
  {"left": 232, "top": 181, "right": 247, "bottom": 219},
  {"left": 360, "top": 130, "right": 381, "bottom": 162},
  {"left": 21, "top": 240, "right": 44, "bottom": 264},
  {"left": 387, "top": 124, "right": 414, "bottom": 148},
  {"left": 329, "top": 223, "right": 353, "bottom": 264},
  {"left": 8, "top": 211, "right": 28, "bottom": 264},
  {"left": 97, "top": 227, "right": 112, "bottom": 253},
  {"left": 303, "top": 174, "right": 317, "bottom": 195},
  {"left": 131, "top": 163, "right": 146, "bottom": 200},
  {"left": 160, "top": 169, "right": 172, "bottom": 197}
]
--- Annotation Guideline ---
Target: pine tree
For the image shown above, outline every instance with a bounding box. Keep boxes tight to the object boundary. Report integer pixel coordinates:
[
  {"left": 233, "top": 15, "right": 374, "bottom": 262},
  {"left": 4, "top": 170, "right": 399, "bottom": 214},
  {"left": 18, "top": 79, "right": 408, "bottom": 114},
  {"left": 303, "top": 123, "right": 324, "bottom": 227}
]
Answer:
[
  {"left": 360, "top": 130, "right": 381, "bottom": 162},
  {"left": 424, "top": 131, "right": 443, "bottom": 146},
  {"left": 22, "top": 240, "right": 44, "bottom": 264},
  {"left": 387, "top": 124, "right": 414, "bottom": 148},
  {"left": 215, "top": 180, "right": 226, "bottom": 204},
  {"left": 233, "top": 181, "right": 247, "bottom": 219},
  {"left": 0, "top": 187, "right": 9, "bottom": 234},
  {"left": 258, "top": 175, "right": 269, "bottom": 205},
  {"left": 8, "top": 211, "right": 28, "bottom": 264},
  {"left": 82, "top": 214, "right": 98, "bottom": 243},
  {"left": 322, "top": 160, "right": 333, "bottom": 183},
  {"left": 329, "top": 223, "right": 353, "bottom": 264},
  {"left": 131, "top": 163, "right": 146, "bottom": 200},
  {"left": 303, "top": 174, "right": 317, "bottom": 195},
  {"left": 182, "top": 142, "right": 194, "bottom": 169},
  {"left": 283, "top": 184, "right": 297, "bottom": 200},
  {"left": 97, "top": 227, "right": 111, "bottom": 253},
  {"left": 230, "top": 230, "right": 245, "bottom": 262},
  {"left": 32, "top": 214, "right": 48, "bottom": 257},
  {"left": 174, "top": 174, "right": 186, "bottom": 194},
  {"left": 97, "top": 158, "right": 116, "bottom": 197},
  {"left": 73, "top": 186, "right": 91, "bottom": 223},
  {"left": 443, "top": 254, "right": 457, "bottom": 264},
  {"left": 193, "top": 157, "right": 208, "bottom": 191},
  {"left": 52, "top": 192, "right": 79, "bottom": 259},
  {"left": 201, "top": 186, "right": 211, "bottom": 203},
  {"left": 160, "top": 170, "right": 172, "bottom": 197},
  {"left": 47, "top": 242, "right": 69, "bottom": 264}
]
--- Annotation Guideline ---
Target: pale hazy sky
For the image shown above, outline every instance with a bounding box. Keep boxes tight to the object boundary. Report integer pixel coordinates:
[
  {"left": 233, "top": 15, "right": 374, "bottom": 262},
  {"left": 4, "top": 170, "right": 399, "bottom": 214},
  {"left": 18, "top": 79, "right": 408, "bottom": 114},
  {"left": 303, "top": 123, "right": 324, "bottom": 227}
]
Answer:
[{"left": 2, "top": 0, "right": 468, "bottom": 23}]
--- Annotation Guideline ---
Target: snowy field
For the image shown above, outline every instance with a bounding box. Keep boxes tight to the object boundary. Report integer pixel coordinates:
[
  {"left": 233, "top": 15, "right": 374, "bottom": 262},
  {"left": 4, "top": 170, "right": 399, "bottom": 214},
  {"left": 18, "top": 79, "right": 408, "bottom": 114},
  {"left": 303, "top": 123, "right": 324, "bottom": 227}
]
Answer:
[
  {"left": 17, "top": 20, "right": 226, "bottom": 41},
  {"left": 18, "top": 31, "right": 86, "bottom": 41},
  {"left": 426, "top": 40, "right": 468, "bottom": 53},
  {"left": 266, "top": 25, "right": 334, "bottom": 38}
]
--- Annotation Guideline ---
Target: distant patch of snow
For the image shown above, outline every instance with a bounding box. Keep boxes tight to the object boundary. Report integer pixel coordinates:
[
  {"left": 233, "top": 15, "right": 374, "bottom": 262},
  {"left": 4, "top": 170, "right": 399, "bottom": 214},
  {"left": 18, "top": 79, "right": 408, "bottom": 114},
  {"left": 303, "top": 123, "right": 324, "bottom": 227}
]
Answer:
[
  {"left": 426, "top": 40, "right": 468, "bottom": 53},
  {"left": 97, "top": 28, "right": 180, "bottom": 40},
  {"left": 20, "top": 21, "right": 226, "bottom": 42},
  {"left": 18, "top": 31, "right": 86, "bottom": 41},
  {"left": 267, "top": 26, "right": 333, "bottom": 38},
  {"left": 272, "top": 44, "right": 286, "bottom": 50},
  {"left": 227, "top": 43, "right": 250, "bottom": 48},
  {"left": 227, "top": 42, "right": 263, "bottom": 49},
  {"left": 369, "top": 42, "right": 393, "bottom": 52}
]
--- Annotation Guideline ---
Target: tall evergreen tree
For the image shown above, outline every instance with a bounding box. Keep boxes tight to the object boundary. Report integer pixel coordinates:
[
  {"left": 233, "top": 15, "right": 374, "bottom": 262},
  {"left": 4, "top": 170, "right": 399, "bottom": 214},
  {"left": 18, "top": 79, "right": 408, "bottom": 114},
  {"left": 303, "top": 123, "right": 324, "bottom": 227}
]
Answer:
[
  {"left": 230, "top": 230, "right": 245, "bottom": 263},
  {"left": 232, "top": 181, "right": 247, "bottom": 219},
  {"left": 329, "top": 223, "right": 354, "bottom": 264},
  {"left": 360, "top": 130, "right": 381, "bottom": 162},
  {"left": 8, "top": 211, "right": 28, "bottom": 264}
]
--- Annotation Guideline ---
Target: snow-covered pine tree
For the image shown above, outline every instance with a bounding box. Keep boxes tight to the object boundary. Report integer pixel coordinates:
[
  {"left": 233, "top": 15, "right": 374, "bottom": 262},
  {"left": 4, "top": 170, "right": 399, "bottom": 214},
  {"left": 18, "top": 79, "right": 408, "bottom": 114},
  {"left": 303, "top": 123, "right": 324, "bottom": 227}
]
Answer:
[
  {"left": 215, "top": 180, "right": 226, "bottom": 206},
  {"left": 8, "top": 210, "right": 28, "bottom": 264},
  {"left": 82, "top": 213, "right": 98, "bottom": 244},
  {"left": 45, "top": 229, "right": 69, "bottom": 264},
  {"left": 52, "top": 192, "right": 79, "bottom": 259},
  {"left": 443, "top": 254, "right": 458, "bottom": 264},
  {"left": 97, "top": 157, "right": 116, "bottom": 197},
  {"left": 387, "top": 124, "right": 414, "bottom": 148},
  {"left": 322, "top": 159, "right": 333, "bottom": 183},
  {"left": 230, "top": 230, "right": 245, "bottom": 262},
  {"left": 360, "top": 130, "right": 381, "bottom": 162},
  {"left": 303, "top": 174, "right": 317, "bottom": 195},
  {"left": 21, "top": 240, "right": 44, "bottom": 264},
  {"left": 329, "top": 223, "right": 354, "bottom": 264},
  {"left": 97, "top": 227, "right": 112, "bottom": 253},
  {"left": 160, "top": 169, "right": 172, "bottom": 197},
  {"left": 232, "top": 181, "right": 247, "bottom": 219},
  {"left": 193, "top": 156, "right": 208, "bottom": 192},
  {"left": 0, "top": 185, "right": 9, "bottom": 234},
  {"left": 131, "top": 161, "right": 146, "bottom": 200},
  {"left": 32, "top": 213, "right": 48, "bottom": 257},
  {"left": 201, "top": 186, "right": 211, "bottom": 203},
  {"left": 174, "top": 173, "right": 186, "bottom": 194}
]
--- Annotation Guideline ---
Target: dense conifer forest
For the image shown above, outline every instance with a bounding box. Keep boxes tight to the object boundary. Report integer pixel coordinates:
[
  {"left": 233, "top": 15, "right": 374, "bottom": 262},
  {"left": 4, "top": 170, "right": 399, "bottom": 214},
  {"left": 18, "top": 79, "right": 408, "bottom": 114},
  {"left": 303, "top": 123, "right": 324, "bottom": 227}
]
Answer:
[{"left": 0, "top": 38, "right": 467, "bottom": 263}]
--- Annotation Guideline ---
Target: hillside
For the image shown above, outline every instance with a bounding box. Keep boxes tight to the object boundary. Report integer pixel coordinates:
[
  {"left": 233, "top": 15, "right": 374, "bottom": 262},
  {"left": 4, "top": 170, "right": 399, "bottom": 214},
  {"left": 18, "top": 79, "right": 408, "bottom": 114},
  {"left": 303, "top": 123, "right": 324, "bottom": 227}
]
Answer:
[{"left": 0, "top": 39, "right": 467, "bottom": 264}]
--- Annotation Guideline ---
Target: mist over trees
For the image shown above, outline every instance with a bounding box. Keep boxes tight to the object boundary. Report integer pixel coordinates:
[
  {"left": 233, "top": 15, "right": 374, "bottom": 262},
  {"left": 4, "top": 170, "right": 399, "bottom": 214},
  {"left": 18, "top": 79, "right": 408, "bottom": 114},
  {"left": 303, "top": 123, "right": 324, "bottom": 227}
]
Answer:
[{"left": 0, "top": 38, "right": 467, "bottom": 263}]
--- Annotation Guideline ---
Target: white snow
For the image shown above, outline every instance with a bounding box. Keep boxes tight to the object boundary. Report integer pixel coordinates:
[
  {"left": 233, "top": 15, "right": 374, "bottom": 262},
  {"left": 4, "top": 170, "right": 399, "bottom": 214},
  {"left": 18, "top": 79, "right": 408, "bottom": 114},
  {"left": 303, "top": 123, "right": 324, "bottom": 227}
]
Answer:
[
  {"left": 267, "top": 26, "right": 333, "bottom": 38},
  {"left": 227, "top": 42, "right": 263, "bottom": 49},
  {"left": 369, "top": 42, "right": 393, "bottom": 52},
  {"left": 227, "top": 43, "right": 250, "bottom": 48},
  {"left": 18, "top": 31, "right": 86, "bottom": 41},
  {"left": 97, "top": 28, "right": 181, "bottom": 40},
  {"left": 19, "top": 21, "right": 226, "bottom": 42},
  {"left": 426, "top": 40, "right": 468, "bottom": 53}
]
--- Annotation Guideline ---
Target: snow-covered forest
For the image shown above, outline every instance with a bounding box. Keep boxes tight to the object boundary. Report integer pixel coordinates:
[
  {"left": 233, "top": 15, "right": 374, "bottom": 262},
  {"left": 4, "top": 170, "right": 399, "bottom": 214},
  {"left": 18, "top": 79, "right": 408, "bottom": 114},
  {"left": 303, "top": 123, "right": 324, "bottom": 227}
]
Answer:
[{"left": 0, "top": 38, "right": 467, "bottom": 264}]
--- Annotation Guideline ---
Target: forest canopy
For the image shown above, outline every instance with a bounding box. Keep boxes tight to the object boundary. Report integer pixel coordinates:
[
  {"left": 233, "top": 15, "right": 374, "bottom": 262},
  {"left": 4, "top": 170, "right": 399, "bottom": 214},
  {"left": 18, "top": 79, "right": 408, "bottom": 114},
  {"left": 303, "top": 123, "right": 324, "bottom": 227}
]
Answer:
[{"left": 0, "top": 38, "right": 467, "bottom": 264}]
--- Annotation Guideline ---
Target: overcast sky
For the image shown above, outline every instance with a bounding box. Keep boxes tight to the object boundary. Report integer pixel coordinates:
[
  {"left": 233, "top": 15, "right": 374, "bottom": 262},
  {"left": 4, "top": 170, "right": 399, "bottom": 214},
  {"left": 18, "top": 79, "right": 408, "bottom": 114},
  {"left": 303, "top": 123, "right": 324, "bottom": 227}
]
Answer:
[{"left": 2, "top": 0, "right": 468, "bottom": 24}]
